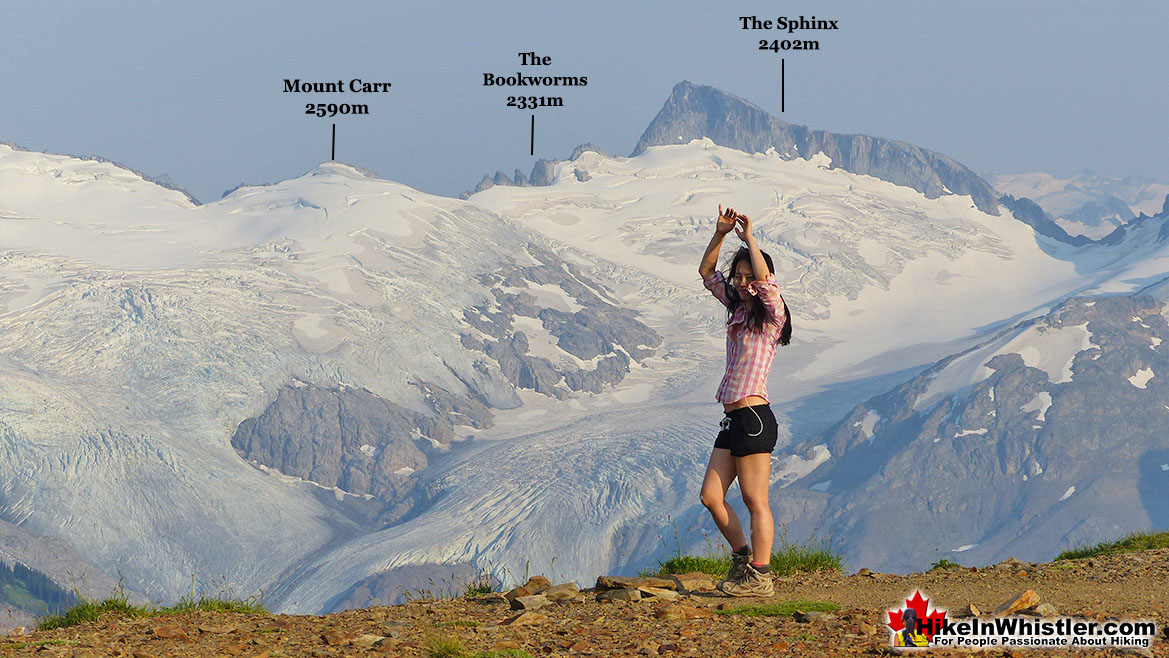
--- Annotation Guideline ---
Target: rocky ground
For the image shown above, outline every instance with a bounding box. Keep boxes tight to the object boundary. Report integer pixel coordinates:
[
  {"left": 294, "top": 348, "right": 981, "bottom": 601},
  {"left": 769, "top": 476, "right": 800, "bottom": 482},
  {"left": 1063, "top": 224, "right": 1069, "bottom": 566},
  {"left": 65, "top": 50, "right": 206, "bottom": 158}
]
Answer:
[{"left": 4, "top": 549, "right": 1166, "bottom": 657}]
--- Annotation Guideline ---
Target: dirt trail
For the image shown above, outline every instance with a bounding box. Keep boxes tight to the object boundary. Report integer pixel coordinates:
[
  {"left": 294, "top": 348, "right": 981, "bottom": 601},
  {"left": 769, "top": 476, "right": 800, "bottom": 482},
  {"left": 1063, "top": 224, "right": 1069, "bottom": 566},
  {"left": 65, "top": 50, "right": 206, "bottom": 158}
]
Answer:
[{"left": 4, "top": 549, "right": 1166, "bottom": 657}]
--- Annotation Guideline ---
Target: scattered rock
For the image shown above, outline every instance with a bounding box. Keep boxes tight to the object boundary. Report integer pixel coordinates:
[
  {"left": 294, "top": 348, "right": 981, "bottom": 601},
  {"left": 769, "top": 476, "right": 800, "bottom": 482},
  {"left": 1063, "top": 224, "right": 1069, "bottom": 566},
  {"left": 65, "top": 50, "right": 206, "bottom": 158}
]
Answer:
[
  {"left": 1036, "top": 603, "right": 1059, "bottom": 618},
  {"left": 665, "top": 572, "right": 716, "bottom": 592},
  {"left": 504, "top": 585, "right": 533, "bottom": 603},
  {"left": 638, "top": 586, "right": 680, "bottom": 601},
  {"left": 492, "top": 640, "right": 521, "bottom": 650},
  {"left": 994, "top": 589, "right": 1040, "bottom": 615},
  {"left": 654, "top": 603, "right": 715, "bottom": 620},
  {"left": 856, "top": 568, "right": 872, "bottom": 576},
  {"left": 502, "top": 611, "right": 548, "bottom": 626},
  {"left": 150, "top": 625, "right": 188, "bottom": 640},
  {"left": 511, "top": 594, "right": 550, "bottom": 611},
  {"left": 523, "top": 576, "right": 552, "bottom": 594},
  {"left": 858, "top": 621, "right": 877, "bottom": 635},
  {"left": 544, "top": 582, "right": 580, "bottom": 596},
  {"left": 352, "top": 634, "right": 385, "bottom": 648},
  {"left": 597, "top": 588, "right": 641, "bottom": 602},
  {"left": 955, "top": 603, "right": 982, "bottom": 617},
  {"left": 197, "top": 624, "right": 237, "bottom": 634},
  {"left": 658, "top": 641, "right": 680, "bottom": 653},
  {"left": 320, "top": 629, "right": 352, "bottom": 646},
  {"left": 794, "top": 611, "right": 826, "bottom": 623},
  {"left": 595, "top": 575, "right": 675, "bottom": 590}
]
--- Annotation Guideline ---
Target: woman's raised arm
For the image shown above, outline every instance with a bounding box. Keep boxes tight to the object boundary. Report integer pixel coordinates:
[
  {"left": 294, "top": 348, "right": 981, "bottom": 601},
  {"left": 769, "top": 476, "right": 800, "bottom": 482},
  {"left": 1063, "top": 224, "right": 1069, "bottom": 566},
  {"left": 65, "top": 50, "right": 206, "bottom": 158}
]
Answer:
[{"left": 699, "top": 205, "right": 737, "bottom": 278}]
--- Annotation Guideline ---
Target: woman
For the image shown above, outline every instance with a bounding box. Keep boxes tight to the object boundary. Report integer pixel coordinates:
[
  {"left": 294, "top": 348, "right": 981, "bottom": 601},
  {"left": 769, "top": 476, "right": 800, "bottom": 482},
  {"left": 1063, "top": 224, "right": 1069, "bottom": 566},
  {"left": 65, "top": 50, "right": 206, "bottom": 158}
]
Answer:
[{"left": 697, "top": 205, "right": 792, "bottom": 597}]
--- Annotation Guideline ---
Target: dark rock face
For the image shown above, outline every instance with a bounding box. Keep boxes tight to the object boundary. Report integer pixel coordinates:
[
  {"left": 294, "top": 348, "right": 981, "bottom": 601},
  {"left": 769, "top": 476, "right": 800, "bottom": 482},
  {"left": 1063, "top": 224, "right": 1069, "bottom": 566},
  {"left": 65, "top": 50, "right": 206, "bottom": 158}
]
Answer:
[
  {"left": 460, "top": 244, "right": 661, "bottom": 398},
  {"left": 631, "top": 81, "right": 1002, "bottom": 215},
  {"left": 787, "top": 294, "right": 1169, "bottom": 572},
  {"left": 231, "top": 383, "right": 490, "bottom": 501},
  {"left": 999, "top": 195, "right": 1090, "bottom": 246},
  {"left": 461, "top": 144, "right": 609, "bottom": 198},
  {"left": 1068, "top": 195, "right": 1136, "bottom": 225}
]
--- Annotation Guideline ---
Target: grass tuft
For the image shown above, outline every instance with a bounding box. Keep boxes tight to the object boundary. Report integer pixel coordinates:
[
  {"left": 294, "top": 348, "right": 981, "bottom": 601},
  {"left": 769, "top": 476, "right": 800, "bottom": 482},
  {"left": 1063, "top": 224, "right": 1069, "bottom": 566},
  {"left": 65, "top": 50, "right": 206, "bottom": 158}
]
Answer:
[
  {"left": 35, "top": 582, "right": 267, "bottom": 632},
  {"left": 36, "top": 597, "right": 151, "bottom": 631},
  {"left": 714, "top": 599, "right": 839, "bottom": 617},
  {"left": 1055, "top": 531, "right": 1169, "bottom": 561},
  {"left": 642, "top": 526, "right": 842, "bottom": 578},
  {"left": 425, "top": 632, "right": 533, "bottom": 657},
  {"left": 929, "top": 558, "right": 963, "bottom": 571}
]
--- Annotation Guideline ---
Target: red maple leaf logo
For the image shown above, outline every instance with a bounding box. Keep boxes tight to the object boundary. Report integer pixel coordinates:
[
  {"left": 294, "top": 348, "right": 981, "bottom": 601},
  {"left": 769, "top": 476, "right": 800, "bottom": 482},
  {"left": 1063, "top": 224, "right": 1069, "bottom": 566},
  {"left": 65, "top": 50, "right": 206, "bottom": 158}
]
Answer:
[{"left": 887, "top": 590, "right": 948, "bottom": 640}]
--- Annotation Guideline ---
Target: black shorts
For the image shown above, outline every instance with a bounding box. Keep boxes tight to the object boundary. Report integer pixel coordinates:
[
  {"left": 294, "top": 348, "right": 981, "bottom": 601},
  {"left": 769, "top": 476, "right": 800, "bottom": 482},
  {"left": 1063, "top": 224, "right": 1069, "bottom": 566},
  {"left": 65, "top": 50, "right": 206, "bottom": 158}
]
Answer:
[{"left": 714, "top": 404, "right": 778, "bottom": 457}]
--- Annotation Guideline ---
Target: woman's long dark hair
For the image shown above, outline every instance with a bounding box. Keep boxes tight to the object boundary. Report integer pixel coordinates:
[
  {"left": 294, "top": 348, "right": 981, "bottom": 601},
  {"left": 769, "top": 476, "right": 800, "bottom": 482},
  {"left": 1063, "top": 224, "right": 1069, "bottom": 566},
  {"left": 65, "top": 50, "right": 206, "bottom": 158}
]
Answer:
[{"left": 724, "top": 247, "right": 792, "bottom": 346}]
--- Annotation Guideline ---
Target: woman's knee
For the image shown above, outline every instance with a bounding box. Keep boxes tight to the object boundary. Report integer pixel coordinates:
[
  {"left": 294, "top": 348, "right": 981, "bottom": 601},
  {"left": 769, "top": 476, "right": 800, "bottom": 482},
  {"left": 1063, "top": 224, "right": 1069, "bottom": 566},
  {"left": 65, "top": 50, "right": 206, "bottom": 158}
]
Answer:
[
  {"left": 741, "top": 493, "right": 771, "bottom": 513},
  {"left": 700, "top": 488, "right": 724, "bottom": 509}
]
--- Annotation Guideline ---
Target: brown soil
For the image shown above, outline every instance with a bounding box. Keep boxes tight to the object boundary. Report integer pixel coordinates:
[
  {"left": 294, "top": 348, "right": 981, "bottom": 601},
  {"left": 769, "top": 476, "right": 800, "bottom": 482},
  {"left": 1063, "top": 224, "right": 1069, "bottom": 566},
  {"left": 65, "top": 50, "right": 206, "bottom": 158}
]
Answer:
[{"left": 4, "top": 549, "right": 1166, "bottom": 657}]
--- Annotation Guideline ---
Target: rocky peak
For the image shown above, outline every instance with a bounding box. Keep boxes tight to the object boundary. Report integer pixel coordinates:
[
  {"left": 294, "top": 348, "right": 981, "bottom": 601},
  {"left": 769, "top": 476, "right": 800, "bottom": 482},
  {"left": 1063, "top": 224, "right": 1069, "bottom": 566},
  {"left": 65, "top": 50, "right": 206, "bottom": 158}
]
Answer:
[{"left": 632, "top": 81, "right": 1002, "bottom": 215}]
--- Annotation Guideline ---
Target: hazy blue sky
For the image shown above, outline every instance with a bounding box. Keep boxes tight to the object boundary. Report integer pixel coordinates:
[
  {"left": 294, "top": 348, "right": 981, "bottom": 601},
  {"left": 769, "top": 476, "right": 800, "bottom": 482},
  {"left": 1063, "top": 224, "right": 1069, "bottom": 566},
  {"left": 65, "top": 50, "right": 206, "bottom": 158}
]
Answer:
[{"left": 2, "top": 1, "right": 1166, "bottom": 203}]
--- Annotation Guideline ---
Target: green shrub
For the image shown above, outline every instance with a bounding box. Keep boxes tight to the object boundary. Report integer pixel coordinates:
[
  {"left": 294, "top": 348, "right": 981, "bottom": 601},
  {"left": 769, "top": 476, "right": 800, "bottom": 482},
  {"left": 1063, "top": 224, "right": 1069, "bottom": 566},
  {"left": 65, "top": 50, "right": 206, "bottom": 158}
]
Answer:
[{"left": 929, "top": 559, "right": 962, "bottom": 571}]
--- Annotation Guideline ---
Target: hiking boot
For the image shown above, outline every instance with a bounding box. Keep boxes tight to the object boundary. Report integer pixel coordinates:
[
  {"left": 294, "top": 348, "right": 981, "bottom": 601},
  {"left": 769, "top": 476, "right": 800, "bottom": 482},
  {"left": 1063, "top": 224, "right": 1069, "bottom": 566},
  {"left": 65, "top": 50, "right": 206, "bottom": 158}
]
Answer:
[
  {"left": 718, "top": 551, "right": 751, "bottom": 590},
  {"left": 717, "top": 563, "right": 775, "bottom": 597}
]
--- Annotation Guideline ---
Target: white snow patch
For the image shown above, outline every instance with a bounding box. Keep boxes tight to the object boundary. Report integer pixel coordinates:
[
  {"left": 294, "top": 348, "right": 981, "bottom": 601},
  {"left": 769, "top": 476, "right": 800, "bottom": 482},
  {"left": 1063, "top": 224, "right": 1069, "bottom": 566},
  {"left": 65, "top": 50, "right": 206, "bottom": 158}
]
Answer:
[
  {"left": 809, "top": 480, "right": 831, "bottom": 492},
  {"left": 996, "top": 322, "right": 1093, "bottom": 384},
  {"left": 1020, "top": 392, "right": 1052, "bottom": 422},
  {"left": 852, "top": 410, "right": 880, "bottom": 442},
  {"left": 393, "top": 466, "right": 415, "bottom": 476},
  {"left": 1128, "top": 367, "right": 1155, "bottom": 389},
  {"left": 1160, "top": 464, "right": 1168, "bottom": 471},
  {"left": 1059, "top": 486, "right": 1075, "bottom": 501},
  {"left": 1151, "top": 336, "right": 1162, "bottom": 350},
  {"left": 952, "top": 544, "right": 977, "bottom": 553},
  {"left": 988, "top": 387, "right": 995, "bottom": 401},
  {"left": 359, "top": 444, "right": 378, "bottom": 457},
  {"left": 954, "top": 428, "right": 988, "bottom": 437},
  {"left": 773, "top": 445, "right": 831, "bottom": 487}
]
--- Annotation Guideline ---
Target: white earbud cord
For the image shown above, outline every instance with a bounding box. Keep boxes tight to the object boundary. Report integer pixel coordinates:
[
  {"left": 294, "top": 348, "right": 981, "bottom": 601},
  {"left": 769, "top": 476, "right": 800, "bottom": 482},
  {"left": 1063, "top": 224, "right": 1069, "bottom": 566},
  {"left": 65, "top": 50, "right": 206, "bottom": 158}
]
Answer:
[
  {"left": 719, "top": 407, "right": 765, "bottom": 436},
  {"left": 746, "top": 406, "right": 763, "bottom": 437}
]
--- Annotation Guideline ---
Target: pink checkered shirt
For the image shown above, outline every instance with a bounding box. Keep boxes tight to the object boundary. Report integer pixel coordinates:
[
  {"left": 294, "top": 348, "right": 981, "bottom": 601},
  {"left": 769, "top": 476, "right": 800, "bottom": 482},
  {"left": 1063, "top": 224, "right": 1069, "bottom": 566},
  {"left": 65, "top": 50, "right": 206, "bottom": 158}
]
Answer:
[{"left": 702, "top": 270, "right": 787, "bottom": 404}]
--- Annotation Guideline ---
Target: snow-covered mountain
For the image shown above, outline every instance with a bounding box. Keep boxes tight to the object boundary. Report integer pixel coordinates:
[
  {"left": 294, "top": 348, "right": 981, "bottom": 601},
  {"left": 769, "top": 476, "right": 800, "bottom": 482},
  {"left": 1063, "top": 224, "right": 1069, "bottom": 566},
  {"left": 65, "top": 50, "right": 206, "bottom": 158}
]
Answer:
[
  {"left": 2, "top": 88, "right": 1166, "bottom": 616},
  {"left": 993, "top": 170, "right": 1169, "bottom": 239}
]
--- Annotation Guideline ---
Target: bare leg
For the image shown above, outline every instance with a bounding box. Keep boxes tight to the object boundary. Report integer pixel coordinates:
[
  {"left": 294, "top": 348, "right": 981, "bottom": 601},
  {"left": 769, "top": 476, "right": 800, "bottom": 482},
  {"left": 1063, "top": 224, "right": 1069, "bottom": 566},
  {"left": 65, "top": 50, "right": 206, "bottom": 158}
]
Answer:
[
  {"left": 735, "top": 452, "right": 773, "bottom": 563},
  {"left": 699, "top": 448, "right": 748, "bottom": 550}
]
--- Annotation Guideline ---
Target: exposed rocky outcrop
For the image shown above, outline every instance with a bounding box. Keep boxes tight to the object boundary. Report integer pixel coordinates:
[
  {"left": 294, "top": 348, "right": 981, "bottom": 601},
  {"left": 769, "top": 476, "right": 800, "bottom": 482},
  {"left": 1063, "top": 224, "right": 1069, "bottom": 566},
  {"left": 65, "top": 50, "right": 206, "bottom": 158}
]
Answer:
[
  {"left": 459, "top": 244, "right": 661, "bottom": 398},
  {"left": 461, "top": 144, "right": 608, "bottom": 198},
  {"left": 231, "top": 383, "right": 490, "bottom": 502},
  {"left": 631, "top": 81, "right": 1001, "bottom": 215},
  {"left": 999, "top": 195, "right": 1090, "bottom": 245},
  {"left": 786, "top": 294, "right": 1169, "bottom": 574}
]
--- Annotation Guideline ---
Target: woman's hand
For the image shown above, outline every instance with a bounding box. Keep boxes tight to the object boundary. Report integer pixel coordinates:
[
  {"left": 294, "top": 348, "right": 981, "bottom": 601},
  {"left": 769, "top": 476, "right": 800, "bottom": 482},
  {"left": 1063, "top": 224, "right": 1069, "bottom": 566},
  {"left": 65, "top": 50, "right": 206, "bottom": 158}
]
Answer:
[
  {"left": 733, "top": 211, "right": 753, "bottom": 242},
  {"left": 716, "top": 205, "right": 737, "bottom": 235}
]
